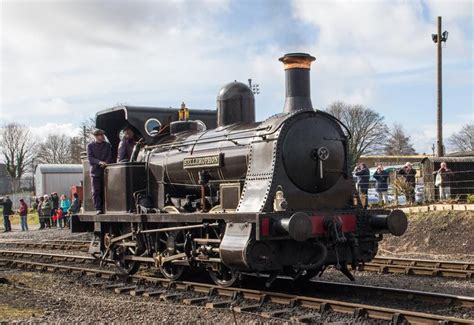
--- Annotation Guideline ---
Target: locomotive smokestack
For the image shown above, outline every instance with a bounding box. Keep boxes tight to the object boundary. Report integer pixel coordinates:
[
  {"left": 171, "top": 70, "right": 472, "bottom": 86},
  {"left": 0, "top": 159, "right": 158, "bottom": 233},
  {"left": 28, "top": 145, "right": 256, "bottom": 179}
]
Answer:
[{"left": 279, "top": 53, "right": 316, "bottom": 113}]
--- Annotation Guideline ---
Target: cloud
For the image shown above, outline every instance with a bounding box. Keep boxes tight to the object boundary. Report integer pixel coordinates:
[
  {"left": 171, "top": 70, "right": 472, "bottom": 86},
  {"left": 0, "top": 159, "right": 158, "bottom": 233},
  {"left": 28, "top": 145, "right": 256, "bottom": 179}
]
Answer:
[
  {"left": 290, "top": 0, "right": 472, "bottom": 106},
  {"left": 410, "top": 121, "right": 470, "bottom": 154},
  {"left": 1, "top": 0, "right": 472, "bottom": 148},
  {"left": 30, "top": 123, "right": 81, "bottom": 142}
]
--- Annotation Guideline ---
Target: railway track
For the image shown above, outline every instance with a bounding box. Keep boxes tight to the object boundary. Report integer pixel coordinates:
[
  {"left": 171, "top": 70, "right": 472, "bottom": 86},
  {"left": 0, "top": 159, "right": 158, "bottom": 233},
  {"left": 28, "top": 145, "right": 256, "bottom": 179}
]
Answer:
[
  {"left": 0, "top": 242, "right": 89, "bottom": 252},
  {"left": 362, "top": 256, "right": 474, "bottom": 279},
  {"left": 2, "top": 238, "right": 473, "bottom": 281},
  {"left": 0, "top": 250, "right": 472, "bottom": 323},
  {"left": 0, "top": 250, "right": 97, "bottom": 264}
]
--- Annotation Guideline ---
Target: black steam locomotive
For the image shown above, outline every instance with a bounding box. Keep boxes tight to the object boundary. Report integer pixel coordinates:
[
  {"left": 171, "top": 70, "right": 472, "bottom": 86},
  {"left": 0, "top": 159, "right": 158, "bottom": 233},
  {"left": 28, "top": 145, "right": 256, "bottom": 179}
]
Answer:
[{"left": 74, "top": 53, "right": 407, "bottom": 287}]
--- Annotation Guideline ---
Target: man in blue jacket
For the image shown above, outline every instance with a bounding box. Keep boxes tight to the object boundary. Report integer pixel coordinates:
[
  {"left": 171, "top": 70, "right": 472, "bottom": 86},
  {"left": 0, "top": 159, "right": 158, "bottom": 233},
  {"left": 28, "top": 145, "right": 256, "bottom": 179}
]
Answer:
[
  {"left": 373, "top": 165, "right": 389, "bottom": 205},
  {"left": 354, "top": 163, "right": 370, "bottom": 208},
  {"left": 87, "top": 129, "right": 113, "bottom": 214}
]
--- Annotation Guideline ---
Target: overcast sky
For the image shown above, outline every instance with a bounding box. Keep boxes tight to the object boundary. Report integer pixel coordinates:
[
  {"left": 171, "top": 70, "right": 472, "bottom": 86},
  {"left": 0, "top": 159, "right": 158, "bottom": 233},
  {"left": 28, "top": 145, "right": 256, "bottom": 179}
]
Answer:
[{"left": 1, "top": 0, "right": 473, "bottom": 154}]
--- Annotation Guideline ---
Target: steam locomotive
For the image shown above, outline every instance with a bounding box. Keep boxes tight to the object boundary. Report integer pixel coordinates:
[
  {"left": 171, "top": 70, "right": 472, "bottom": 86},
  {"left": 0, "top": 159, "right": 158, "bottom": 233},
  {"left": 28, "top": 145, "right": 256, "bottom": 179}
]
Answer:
[{"left": 74, "top": 53, "right": 407, "bottom": 287}]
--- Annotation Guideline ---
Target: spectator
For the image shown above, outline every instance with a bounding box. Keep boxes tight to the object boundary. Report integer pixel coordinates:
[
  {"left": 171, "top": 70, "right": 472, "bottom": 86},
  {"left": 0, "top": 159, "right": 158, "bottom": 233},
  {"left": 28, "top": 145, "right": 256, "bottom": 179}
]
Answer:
[
  {"left": 68, "top": 193, "right": 81, "bottom": 228},
  {"left": 42, "top": 195, "right": 52, "bottom": 229},
  {"left": 117, "top": 126, "right": 137, "bottom": 162},
  {"left": 32, "top": 197, "right": 39, "bottom": 211},
  {"left": 0, "top": 196, "right": 13, "bottom": 232},
  {"left": 434, "top": 162, "right": 453, "bottom": 201},
  {"left": 373, "top": 165, "right": 389, "bottom": 205},
  {"left": 398, "top": 162, "right": 417, "bottom": 204},
  {"left": 60, "top": 194, "right": 71, "bottom": 213},
  {"left": 51, "top": 192, "right": 59, "bottom": 227},
  {"left": 18, "top": 199, "right": 28, "bottom": 231},
  {"left": 54, "top": 208, "right": 65, "bottom": 229},
  {"left": 354, "top": 163, "right": 370, "bottom": 208},
  {"left": 38, "top": 196, "right": 45, "bottom": 230},
  {"left": 87, "top": 129, "right": 113, "bottom": 215}
]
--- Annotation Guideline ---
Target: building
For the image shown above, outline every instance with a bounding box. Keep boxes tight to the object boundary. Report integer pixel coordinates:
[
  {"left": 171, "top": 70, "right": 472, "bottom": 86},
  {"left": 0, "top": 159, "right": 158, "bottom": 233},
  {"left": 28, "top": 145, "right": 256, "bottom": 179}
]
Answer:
[
  {"left": 0, "top": 163, "right": 12, "bottom": 195},
  {"left": 34, "top": 164, "right": 83, "bottom": 197}
]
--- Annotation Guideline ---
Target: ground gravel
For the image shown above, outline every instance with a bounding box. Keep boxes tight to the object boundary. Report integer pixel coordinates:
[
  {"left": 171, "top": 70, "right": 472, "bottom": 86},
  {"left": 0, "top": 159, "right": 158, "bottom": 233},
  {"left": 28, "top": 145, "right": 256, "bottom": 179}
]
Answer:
[{"left": 0, "top": 269, "right": 363, "bottom": 323}]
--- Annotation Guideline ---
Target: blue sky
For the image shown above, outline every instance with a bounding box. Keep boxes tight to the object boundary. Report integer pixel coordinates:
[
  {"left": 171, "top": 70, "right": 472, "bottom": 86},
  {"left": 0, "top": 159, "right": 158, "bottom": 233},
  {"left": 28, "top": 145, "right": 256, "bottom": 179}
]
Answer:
[{"left": 1, "top": 0, "right": 472, "bottom": 154}]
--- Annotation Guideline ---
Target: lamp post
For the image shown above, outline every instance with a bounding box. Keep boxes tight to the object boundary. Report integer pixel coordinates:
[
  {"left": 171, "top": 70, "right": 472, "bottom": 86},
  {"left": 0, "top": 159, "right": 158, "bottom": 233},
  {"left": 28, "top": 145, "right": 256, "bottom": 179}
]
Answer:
[
  {"left": 431, "top": 16, "right": 448, "bottom": 157},
  {"left": 247, "top": 79, "right": 260, "bottom": 95}
]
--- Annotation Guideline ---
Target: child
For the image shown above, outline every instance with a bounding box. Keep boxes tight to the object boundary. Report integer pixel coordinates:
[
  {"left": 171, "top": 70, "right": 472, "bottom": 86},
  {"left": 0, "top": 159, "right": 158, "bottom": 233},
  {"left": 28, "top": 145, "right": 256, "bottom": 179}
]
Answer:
[{"left": 53, "top": 208, "right": 65, "bottom": 229}]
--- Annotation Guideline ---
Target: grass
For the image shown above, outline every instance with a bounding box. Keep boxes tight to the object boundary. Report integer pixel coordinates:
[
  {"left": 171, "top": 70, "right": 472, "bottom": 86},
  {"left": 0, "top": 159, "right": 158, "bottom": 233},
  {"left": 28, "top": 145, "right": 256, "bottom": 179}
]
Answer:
[
  {"left": 0, "top": 207, "right": 39, "bottom": 226},
  {"left": 0, "top": 303, "right": 44, "bottom": 320}
]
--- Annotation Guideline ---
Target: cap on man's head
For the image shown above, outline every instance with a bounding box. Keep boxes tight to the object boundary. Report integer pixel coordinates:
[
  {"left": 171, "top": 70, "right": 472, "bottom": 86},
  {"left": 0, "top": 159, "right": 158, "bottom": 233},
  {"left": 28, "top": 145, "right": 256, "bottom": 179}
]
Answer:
[
  {"left": 44, "top": 194, "right": 49, "bottom": 199},
  {"left": 19, "top": 198, "right": 24, "bottom": 202},
  {"left": 92, "top": 129, "right": 105, "bottom": 136},
  {"left": 405, "top": 162, "right": 412, "bottom": 167}
]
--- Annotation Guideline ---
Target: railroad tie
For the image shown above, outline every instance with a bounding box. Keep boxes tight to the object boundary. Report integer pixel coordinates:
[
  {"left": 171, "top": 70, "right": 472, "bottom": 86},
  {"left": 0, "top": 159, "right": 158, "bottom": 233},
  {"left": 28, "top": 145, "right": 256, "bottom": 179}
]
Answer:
[
  {"left": 114, "top": 285, "right": 137, "bottom": 294},
  {"left": 205, "top": 299, "right": 234, "bottom": 309},
  {"left": 232, "top": 304, "right": 261, "bottom": 313},
  {"left": 159, "top": 293, "right": 183, "bottom": 301},
  {"left": 290, "top": 313, "right": 321, "bottom": 323},
  {"left": 142, "top": 289, "right": 166, "bottom": 297},
  {"left": 105, "top": 283, "right": 125, "bottom": 290},
  {"left": 130, "top": 288, "right": 147, "bottom": 296},
  {"left": 260, "top": 308, "right": 293, "bottom": 319},
  {"left": 183, "top": 296, "right": 209, "bottom": 305}
]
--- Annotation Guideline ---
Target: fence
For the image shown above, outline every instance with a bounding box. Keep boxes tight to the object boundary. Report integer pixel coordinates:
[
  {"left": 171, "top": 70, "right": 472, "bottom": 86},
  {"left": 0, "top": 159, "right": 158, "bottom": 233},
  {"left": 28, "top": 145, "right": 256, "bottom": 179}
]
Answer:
[{"left": 354, "top": 166, "right": 474, "bottom": 205}]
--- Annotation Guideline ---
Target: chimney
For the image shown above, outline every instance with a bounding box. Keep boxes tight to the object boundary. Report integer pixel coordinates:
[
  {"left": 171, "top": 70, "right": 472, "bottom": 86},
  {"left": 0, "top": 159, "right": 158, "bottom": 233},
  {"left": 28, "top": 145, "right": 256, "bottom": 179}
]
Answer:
[{"left": 279, "top": 53, "right": 316, "bottom": 113}]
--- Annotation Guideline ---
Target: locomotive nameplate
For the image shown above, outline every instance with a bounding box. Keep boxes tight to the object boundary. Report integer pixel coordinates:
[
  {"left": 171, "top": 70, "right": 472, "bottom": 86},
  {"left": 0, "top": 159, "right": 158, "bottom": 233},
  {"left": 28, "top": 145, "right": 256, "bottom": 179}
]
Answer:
[{"left": 183, "top": 154, "right": 222, "bottom": 169}]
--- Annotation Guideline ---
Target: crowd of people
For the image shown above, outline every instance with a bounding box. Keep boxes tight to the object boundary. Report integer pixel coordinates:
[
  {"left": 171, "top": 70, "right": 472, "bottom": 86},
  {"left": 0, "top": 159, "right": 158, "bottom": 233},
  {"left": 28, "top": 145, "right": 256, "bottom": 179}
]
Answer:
[
  {"left": 0, "top": 193, "right": 81, "bottom": 232},
  {"left": 0, "top": 125, "right": 135, "bottom": 232},
  {"left": 353, "top": 161, "right": 453, "bottom": 207}
]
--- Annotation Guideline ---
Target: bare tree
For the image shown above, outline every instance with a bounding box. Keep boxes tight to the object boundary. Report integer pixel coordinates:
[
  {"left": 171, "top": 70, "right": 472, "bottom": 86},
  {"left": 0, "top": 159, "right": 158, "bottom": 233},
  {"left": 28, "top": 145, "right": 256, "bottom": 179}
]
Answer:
[
  {"left": 448, "top": 123, "right": 474, "bottom": 153},
  {"left": 0, "top": 123, "right": 37, "bottom": 192},
  {"left": 36, "top": 135, "right": 73, "bottom": 164},
  {"left": 326, "top": 101, "right": 388, "bottom": 167},
  {"left": 384, "top": 124, "right": 416, "bottom": 155}
]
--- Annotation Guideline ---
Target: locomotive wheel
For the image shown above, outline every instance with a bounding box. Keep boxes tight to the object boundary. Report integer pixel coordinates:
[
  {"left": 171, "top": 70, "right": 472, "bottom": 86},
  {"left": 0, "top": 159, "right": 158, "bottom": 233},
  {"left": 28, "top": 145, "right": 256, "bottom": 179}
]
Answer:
[
  {"left": 208, "top": 265, "right": 238, "bottom": 287},
  {"left": 115, "top": 237, "right": 143, "bottom": 275},
  {"left": 158, "top": 231, "right": 185, "bottom": 280},
  {"left": 158, "top": 218, "right": 186, "bottom": 281}
]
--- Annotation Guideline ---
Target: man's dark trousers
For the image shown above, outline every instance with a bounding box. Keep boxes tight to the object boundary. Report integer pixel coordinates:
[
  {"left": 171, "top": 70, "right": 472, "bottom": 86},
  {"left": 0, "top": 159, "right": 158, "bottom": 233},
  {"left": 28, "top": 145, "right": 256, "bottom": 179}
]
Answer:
[
  {"left": 92, "top": 176, "right": 105, "bottom": 211},
  {"left": 3, "top": 215, "right": 11, "bottom": 232}
]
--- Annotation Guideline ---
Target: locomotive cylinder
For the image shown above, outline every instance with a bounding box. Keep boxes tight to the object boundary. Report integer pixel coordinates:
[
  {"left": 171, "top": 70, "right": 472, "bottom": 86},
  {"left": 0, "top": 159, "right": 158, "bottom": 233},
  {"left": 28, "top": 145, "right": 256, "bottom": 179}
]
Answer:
[
  {"left": 370, "top": 209, "right": 408, "bottom": 236},
  {"left": 279, "top": 53, "right": 316, "bottom": 113}
]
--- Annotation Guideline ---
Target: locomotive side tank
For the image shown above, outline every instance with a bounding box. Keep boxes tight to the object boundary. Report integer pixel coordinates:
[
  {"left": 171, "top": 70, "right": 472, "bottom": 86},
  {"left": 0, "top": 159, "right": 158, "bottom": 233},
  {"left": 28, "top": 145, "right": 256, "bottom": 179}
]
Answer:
[{"left": 75, "top": 52, "right": 407, "bottom": 287}]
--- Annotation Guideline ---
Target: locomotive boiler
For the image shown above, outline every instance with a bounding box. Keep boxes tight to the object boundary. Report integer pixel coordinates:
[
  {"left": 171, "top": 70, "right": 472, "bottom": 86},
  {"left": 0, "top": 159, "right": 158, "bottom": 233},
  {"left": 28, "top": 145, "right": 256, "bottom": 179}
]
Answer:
[{"left": 74, "top": 53, "right": 407, "bottom": 287}]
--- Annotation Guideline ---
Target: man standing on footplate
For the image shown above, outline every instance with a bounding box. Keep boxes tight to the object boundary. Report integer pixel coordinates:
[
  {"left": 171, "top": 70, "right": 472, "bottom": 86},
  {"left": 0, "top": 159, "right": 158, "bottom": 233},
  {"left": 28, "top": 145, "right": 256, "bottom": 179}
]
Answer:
[{"left": 87, "top": 129, "right": 113, "bottom": 215}]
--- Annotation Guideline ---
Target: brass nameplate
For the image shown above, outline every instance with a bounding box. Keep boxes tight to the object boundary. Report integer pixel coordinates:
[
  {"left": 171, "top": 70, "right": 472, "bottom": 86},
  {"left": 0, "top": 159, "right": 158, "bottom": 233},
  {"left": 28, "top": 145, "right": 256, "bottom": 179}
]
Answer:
[{"left": 183, "top": 154, "right": 222, "bottom": 169}]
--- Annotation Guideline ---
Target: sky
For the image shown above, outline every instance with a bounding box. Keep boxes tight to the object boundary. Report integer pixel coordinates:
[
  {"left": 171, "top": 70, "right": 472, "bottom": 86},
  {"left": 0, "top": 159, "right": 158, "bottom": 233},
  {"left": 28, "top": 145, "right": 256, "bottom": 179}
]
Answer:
[{"left": 1, "top": 0, "right": 473, "bottom": 154}]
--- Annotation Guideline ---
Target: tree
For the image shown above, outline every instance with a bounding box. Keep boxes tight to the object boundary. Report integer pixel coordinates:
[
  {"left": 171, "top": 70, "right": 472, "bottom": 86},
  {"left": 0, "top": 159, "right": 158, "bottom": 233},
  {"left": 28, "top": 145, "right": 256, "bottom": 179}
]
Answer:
[
  {"left": 384, "top": 124, "right": 416, "bottom": 155},
  {"left": 448, "top": 123, "right": 474, "bottom": 153},
  {"left": 326, "top": 101, "right": 388, "bottom": 167},
  {"left": 36, "top": 135, "right": 74, "bottom": 164},
  {"left": 0, "top": 123, "right": 37, "bottom": 192}
]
